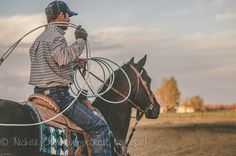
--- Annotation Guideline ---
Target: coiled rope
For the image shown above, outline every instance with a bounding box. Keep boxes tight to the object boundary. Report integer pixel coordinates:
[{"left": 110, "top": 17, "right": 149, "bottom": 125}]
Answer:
[{"left": 0, "top": 22, "right": 132, "bottom": 126}]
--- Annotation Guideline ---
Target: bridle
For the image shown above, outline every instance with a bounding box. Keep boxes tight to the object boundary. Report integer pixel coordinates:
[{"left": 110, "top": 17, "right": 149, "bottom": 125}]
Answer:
[
  {"left": 83, "top": 63, "right": 156, "bottom": 149},
  {"left": 85, "top": 64, "right": 155, "bottom": 114},
  {"left": 129, "top": 64, "right": 154, "bottom": 114},
  {"left": 97, "top": 64, "right": 155, "bottom": 115},
  {"left": 124, "top": 64, "right": 155, "bottom": 148}
]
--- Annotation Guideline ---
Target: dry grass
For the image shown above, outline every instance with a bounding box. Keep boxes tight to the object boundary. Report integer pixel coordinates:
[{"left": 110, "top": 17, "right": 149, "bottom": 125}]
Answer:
[{"left": 128, "top": 111, "right": 236, "bottom": 156}]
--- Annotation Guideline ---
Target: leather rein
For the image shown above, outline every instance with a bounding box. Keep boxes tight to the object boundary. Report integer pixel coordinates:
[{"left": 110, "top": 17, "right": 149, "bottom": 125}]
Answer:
[
  {"left": 83, "top": 64, "right": 155, "bottom": 148},
  {"left": 125, "top": 64, "right": 155, "bottom": 148},
  {"left": 86, "top": 64, "right": 155, "bottom": 114},
  {"left": 129, "top": 64, "right": 154, "bottom": 114}
]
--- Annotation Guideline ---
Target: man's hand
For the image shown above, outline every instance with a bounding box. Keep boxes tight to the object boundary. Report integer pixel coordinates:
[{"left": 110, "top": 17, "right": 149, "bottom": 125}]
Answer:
[
  {"left": 75, "top": 25, "right": 88, "bottom": 41},
  {"left": 76, "top": 58, "right": 87, "bottom": 69}
]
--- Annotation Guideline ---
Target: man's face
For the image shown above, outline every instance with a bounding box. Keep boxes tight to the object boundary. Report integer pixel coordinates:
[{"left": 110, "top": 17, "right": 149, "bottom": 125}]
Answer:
[
  {"left": 62, "top": 13, "right": 70, "bottom": 23},
  {"left": 55, "top": 12, "right": 70, "bottom": 30}
]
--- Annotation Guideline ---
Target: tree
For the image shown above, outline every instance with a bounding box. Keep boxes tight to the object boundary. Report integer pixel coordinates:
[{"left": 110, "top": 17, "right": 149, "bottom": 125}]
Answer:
[
  {"left": 155, "top": 76, "right": 181, "bottom": 112},
  {"left": 180, "top": 96, "right": 205, "bottom": 112},
  {"left": 181, "top": 97, "right": 190, "bottom": 107},
  {"left": 189, "top": 96, "right": 205, "bottom": 112}
]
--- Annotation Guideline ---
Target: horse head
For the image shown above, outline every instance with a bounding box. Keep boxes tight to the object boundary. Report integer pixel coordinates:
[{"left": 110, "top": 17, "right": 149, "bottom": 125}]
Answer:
[
  {"left": 93, "top": 55, "right": 160, "bottom": 145},
  {"left": 126, "top": 55, "right": 160, "bottom": 119}
]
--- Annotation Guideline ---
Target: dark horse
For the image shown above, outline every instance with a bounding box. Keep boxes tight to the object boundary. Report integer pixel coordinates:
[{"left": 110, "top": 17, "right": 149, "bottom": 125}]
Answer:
[
  {"left": 93, "top": 55, "right": 160, "bottom": 146},
  {"left": 0, "top": 55, "right": 160, "bottom": 156}
]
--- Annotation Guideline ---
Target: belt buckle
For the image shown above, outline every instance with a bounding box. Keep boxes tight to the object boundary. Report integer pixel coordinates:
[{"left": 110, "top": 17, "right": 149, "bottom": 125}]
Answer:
[{"left": 44, "top": 90, "right": 50, "bottom": 95}]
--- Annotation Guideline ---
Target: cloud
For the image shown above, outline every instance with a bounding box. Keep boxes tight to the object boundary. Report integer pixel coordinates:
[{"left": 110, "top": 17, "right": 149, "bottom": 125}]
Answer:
[
  {"left": 2, "top": 13, "right": 235, "bottom": 56},
  {"left": 90, "top": 27, "right": 161, "bottom": 47},
  {"left": 208, "top": 64, "right": 236, "bottom": 76},
  {"left": 0, "top": 14, "right": 46, "bottom": 46},
  {"left": 216, "top": 12, "right": 236, "bottom": 21},
  {"left": 161, "top": 28, "right": 236, "bottom": 54},
  {"left": 0, "top": 13, "right": 236, "bottom": 103}
]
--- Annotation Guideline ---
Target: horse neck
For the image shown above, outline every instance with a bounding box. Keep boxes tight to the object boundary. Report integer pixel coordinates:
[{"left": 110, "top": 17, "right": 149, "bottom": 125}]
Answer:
[{"left": 93, "top": 65, "right": 136, "bottom": 142}]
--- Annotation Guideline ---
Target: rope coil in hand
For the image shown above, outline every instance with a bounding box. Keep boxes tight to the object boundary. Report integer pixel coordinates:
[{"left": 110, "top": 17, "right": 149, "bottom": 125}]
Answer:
[{"left": 0, "top": 22, "right": 132, "bottom": 126}]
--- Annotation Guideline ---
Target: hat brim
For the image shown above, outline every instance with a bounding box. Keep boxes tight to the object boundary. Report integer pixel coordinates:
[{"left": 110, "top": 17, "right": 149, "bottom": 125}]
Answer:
[{"left": 68, "top": 10, "right": 78, "bottom": 17}]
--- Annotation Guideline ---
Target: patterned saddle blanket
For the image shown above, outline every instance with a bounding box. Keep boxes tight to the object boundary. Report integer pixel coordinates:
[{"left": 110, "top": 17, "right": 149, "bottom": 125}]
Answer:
[{"left": 25, "top": 93, "right": 92, "bottom": 156}]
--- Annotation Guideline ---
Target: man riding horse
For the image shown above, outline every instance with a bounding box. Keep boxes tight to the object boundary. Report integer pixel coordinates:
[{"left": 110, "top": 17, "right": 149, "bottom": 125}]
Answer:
[{"left": 29, "top": 1, "right": 112, "bottom": 155}]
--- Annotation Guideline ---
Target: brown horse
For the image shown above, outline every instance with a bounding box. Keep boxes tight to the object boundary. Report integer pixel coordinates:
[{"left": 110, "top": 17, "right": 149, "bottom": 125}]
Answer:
[{"left": 0, "top": 55, "right": 160, "bottom": 156}]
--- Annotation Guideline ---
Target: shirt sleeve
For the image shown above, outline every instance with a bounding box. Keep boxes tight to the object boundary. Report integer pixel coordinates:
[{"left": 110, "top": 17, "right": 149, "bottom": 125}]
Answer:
[{"left": 50, "top": 36, "right": 86, "bottom": 66}]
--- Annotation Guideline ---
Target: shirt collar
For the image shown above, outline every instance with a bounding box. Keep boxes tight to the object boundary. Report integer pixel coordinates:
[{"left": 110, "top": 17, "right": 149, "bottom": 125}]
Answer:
[{"left": 46, "top": 24, "right": 65, "bottom": 35}]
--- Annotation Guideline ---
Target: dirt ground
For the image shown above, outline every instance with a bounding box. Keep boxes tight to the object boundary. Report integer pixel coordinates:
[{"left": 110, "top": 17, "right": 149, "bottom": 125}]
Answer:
[{"left": 128, "top": 121, "right": 236, "bottom": 156}]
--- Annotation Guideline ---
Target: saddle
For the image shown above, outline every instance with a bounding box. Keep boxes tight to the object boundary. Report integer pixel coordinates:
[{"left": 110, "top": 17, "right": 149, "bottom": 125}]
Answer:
[
  {"left": 27, "top": 93, "right": 93, "bottom": 156},
  {"left": 28, "top": 93, "right": 84, "bottom": 132}
]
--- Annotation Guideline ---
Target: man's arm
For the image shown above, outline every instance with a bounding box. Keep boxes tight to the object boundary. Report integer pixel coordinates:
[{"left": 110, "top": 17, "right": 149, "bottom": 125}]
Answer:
[{"left": 51, "top": 37, "right": 86, "bottom": 66}]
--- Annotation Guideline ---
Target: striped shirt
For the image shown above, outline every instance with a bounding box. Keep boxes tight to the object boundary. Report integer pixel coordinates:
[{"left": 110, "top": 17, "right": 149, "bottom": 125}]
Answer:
[{"left": 29, "top": 25, "right": 86, "bottom": 87}]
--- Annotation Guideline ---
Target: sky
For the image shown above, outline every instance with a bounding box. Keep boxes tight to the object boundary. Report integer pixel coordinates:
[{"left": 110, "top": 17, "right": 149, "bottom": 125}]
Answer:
[{"left": 0, "top": 0, "right": 235, "bottom": 104}]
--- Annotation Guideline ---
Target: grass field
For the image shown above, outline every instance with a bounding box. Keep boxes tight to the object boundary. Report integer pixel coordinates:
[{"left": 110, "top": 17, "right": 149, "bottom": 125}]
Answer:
[{"left": 128, "top": 111, "right": 236, "bottom": 156}]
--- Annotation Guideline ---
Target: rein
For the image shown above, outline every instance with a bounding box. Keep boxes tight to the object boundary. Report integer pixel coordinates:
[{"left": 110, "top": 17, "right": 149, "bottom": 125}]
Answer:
[
  {"left": 84, "top": 68, "right": 146, "bottom": 114},
  {"left": 125, "top": 64, "right": 154, "bottom": 148},
  {"left": 129, "top": 64, "right": 154, "bottom": 110},
  {"left": 84, "top": 64, "right": 155, "bottom": 149}
]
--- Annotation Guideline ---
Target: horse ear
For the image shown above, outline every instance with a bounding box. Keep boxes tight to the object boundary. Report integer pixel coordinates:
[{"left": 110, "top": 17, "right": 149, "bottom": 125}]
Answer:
[
  {"left": 137, "top": 55, "right": 147, "bottom": 68},
  {"left": 129, "top": 57, "right": 134, "bottom": 64}
]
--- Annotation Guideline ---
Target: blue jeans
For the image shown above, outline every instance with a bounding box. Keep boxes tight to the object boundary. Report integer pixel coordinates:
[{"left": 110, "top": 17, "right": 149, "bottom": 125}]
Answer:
[{"left": 34, "top": 86, "right": 112, "bottom": 156}]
